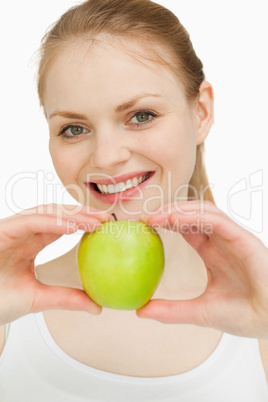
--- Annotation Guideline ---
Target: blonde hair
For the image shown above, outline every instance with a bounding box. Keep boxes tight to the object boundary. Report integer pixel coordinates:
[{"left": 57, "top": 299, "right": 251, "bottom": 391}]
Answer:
[{"left": 37, "top": 0, "right": 215, "bottom": 203}]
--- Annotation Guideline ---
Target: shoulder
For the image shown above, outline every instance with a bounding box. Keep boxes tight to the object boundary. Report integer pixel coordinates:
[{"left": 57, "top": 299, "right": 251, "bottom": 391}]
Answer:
[
  {"left": 0, "top": 325, "right": 6, "bottom": 356},
  {"left": 259, "top": 339, "right": 268, "bottom": 383}
]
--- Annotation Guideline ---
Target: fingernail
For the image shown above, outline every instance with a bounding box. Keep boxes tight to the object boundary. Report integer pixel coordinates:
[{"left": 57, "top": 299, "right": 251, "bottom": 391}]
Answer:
[
  {"left": 136, "top": 310, "right": 145, "bottom": 318},
  {"left": 90, "top": 305, "right": 102, "bottom": 315},
  {"left": 139, "top": 214, "right": 148, "bottom": 222},
  {"left": 101, "top": 214, "right": 112, "bottom": 221}
]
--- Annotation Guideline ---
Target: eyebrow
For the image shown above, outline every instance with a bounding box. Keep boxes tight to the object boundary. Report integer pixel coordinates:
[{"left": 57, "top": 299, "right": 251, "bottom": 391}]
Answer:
[
  {"left": 48, "top": 111, "right": 88, "bottom": 120},
  {"left": 114, "top": 93, "right": 162, "bottom": 113},
  {"left": 48, "top": 93, "right": 162, "bottom": 120}
]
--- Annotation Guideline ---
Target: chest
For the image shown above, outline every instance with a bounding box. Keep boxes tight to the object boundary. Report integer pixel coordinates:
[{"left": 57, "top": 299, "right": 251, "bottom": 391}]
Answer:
[{"left": 43, "top": 309, "right": 223, "bottom": 377}]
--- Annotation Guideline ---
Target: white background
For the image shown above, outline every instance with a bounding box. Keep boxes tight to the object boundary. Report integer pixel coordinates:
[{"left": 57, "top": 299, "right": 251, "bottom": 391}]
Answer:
[{"left": 0, "top": 0, "right": 267, "bottom": 264}]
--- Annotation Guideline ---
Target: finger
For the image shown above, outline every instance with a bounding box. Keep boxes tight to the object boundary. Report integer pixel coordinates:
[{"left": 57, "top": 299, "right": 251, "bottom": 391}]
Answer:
[
  {"left": 140, "top": 200, "right": 223, "bottom": 220},
  {"left": 32, "top": 283, "right": 102, "bottom": 315},
  {"left": 34, "top": 216, "right": 105, "bottom": 253},
  {"left": 169, "top": 209, "right": 249, "bottom": 242},
  {"left": 0, "top": 214, "right": 103, "bottom": 246},
  {"left": 14, "top": 204, "right": 111, "bottom": 221},
  {"left": 172, "top": 200, "right": 224, "bottom": 215},
  {"left": 136, "top": 298, "right": 208, "bottom": 326},
  {"left": 139, "top": 201, "right": 225, "bottom": 233}
]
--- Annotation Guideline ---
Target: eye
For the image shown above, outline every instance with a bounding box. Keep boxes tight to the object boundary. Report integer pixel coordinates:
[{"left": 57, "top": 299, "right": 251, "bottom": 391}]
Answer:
[
  {"left": 129, "top": 111, "right": 157, "bottom": 126},
  {"left": 58, "top": 124, "right": 89, "bottom": 140},
  {"left": 67, "top": 126, "right": 86, "bottom": 136}
]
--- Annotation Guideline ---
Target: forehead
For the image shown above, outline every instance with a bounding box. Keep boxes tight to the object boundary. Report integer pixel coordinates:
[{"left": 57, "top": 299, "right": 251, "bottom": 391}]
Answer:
[{"left": 43, "top": 38, "right": 185, "bottom": 114}]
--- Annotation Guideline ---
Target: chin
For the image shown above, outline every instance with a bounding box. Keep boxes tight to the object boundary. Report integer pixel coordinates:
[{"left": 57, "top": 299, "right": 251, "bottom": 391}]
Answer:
[{"left": 108, "top": 207, "right": 142, "bottom": 222}]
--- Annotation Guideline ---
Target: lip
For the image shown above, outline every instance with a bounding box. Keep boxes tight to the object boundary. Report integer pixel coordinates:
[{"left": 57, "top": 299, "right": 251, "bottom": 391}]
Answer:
[
  {"left": 86, "top": 171, "right": 155, "bottom": 205},
  {"left": 88, "top": 171, "right": 152, "bottom": 186}
]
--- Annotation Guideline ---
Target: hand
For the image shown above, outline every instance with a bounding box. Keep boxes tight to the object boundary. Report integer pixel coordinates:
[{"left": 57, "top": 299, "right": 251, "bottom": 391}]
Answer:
[
  {"left": 137, "top": 201, "right": 268, "bottom": 339},
  {"left": 0, "top": 204, "right": 110, "bottom": 325}
]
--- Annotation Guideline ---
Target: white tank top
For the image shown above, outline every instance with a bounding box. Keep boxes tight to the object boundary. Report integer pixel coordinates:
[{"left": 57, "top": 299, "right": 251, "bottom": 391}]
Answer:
[{"left": 0, "top": 313, "right": 268, "bottom": 401}]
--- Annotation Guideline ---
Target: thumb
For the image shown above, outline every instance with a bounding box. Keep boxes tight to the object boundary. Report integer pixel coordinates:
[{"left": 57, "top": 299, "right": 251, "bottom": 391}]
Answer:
[
  {"left": 136, "top": 297, "right": 208, "bottom": 326},
  {"left": 32, "top": 283, "right": 102, "bottom": 315}
]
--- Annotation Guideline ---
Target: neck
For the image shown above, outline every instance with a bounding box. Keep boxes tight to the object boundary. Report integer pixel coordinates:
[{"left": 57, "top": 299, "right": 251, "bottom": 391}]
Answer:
[{"left": 152, "top": 227, "right": 207, "bottom": 300}]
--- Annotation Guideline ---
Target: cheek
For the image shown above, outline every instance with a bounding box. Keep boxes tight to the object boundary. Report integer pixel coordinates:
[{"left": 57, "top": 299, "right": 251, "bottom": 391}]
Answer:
[
  {"left": 144, "top": 121, "right": 197, "bottom": 180},
  {"left": 49, "top": 140, "right": 82, "bottom": 184},
  {"left": 173, "top": 131, "right": 197, "bottom": 178}
]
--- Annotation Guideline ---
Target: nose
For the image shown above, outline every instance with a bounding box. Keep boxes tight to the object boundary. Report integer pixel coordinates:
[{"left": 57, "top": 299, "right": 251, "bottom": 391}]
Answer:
[{"left": 90, "top": 131, "right": 131, "bottom": 170}]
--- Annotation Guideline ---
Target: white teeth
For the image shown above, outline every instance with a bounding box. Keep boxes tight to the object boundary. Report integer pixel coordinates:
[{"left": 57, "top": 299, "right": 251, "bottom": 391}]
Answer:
[
  {"left": 125, "top": 179, "right": 133, "bottom": 190},
  {"left": 95, "top": 173, "right": 151, "bottom": 195},
  {"left": 107, "top": 184, "right": 116, "bottom": 194},
  {"left": 132, "top": 177, "right": 138, "bottom": 186},
  {"left": 117, "top": 182, "right": 127, "bottom": 192}
]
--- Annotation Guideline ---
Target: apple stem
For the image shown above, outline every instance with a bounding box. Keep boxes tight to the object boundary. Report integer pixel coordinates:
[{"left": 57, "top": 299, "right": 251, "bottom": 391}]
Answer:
[{"left": 111, "top": 213, "right": 118, "bottom": 221}]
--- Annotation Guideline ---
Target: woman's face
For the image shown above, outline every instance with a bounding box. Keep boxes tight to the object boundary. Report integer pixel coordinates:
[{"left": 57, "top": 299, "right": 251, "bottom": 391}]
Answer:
[{"left": 44, "top": 39, "right": 202, "bottom": 220}]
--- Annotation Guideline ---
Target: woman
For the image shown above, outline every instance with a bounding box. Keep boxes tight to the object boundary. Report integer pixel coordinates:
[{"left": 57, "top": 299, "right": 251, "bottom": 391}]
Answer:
[{"left": 1, "top": 0, "right": 268, "bottom": 400}]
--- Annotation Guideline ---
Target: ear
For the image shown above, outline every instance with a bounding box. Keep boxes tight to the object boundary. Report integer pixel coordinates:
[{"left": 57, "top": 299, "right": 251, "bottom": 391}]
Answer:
[{"left": 195, "top": 81, "right": 214, "bottom": 145}]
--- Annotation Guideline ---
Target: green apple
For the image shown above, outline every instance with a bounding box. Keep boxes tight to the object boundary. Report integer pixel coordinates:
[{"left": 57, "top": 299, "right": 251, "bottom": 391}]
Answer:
[{"left": 77, "top": 220, "right": 165, "bottom": 310}]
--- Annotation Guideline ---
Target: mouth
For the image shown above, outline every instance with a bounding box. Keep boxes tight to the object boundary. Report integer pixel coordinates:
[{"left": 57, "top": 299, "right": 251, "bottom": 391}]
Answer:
[{"left": 86, "top": 171, "right": 155, "bottom": 204}]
